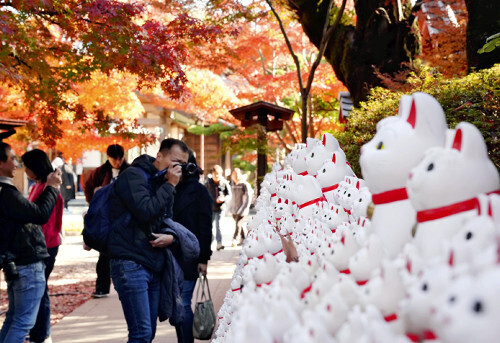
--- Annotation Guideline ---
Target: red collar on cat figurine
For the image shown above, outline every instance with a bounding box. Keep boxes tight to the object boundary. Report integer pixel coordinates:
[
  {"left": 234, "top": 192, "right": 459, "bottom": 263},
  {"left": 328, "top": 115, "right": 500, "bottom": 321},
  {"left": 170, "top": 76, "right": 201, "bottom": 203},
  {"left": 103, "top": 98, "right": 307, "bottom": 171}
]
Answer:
[
  {"left": 417, "top": 189, "right": 500, "bottom": 223},
  {"left": 372, "top": 187, "right": 408, "bottom": 205}
]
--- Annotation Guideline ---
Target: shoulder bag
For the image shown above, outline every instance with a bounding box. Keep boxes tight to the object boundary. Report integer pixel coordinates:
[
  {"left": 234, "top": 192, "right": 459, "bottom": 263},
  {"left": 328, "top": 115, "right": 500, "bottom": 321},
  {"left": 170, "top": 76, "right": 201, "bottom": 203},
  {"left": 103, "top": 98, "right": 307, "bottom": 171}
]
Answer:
[{"left": 192, "top": 273, "right": 216, "bottom": 340}]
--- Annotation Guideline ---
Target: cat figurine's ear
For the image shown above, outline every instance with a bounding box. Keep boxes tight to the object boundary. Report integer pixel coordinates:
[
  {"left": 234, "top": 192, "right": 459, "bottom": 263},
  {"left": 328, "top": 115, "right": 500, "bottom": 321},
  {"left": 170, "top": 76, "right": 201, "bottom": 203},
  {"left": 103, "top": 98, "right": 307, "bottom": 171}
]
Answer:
[
  {"left": 322, "top": 132, "right": 340, "bottom": 152},
  {"left": 450, "top": 122, "right": 490, "bottom": 160},
  {"left": 400, "top": 92, "right": 448, "bottom": 144},
  {"left": 397, "top": 94, "right": 414, "bottom": 122}
]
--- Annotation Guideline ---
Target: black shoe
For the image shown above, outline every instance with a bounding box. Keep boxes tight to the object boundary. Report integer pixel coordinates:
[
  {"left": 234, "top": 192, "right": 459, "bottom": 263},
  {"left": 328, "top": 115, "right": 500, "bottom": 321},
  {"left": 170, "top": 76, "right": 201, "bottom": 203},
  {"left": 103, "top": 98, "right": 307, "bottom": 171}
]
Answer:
[{"left": 92, "top": 291, "right": 109, "bottom": 298}]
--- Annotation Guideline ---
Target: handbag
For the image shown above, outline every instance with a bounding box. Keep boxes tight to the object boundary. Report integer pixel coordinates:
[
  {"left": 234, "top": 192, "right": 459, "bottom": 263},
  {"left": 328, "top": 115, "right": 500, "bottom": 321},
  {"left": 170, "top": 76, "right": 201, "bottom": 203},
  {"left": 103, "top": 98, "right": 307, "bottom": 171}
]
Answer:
[{"left": 192, "top": 273, "right": 216, "bottom": 340}]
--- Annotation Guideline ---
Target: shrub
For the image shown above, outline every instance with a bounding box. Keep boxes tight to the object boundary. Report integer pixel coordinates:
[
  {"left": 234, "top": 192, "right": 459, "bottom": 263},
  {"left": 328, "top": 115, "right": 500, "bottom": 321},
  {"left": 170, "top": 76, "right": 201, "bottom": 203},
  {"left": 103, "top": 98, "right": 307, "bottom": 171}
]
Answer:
[{"left": 334, "top": 65, "right": 500, "bottom": 177}]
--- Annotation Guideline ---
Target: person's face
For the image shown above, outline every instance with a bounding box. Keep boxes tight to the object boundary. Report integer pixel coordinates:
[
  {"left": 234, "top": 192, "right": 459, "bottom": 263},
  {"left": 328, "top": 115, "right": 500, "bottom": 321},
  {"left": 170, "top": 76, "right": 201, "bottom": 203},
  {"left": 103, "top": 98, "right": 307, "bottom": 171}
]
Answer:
[
  {"left": 212, "top": 166, "right": 222, "bottom": 182},
  {"left": 232, "top": 170, "right": 241, "bottom": 182},
  {"left": 0, "top": 148, "right": 19, "bottom": 178},
  {"left": 156, "top": 145, "right": 188, "bottom": 171},
  {"left": 108, "top": 156, "right": 124, "bottom": 169},
  {"left": 25, "top": 167, "right": 37, "bottom": 180}
]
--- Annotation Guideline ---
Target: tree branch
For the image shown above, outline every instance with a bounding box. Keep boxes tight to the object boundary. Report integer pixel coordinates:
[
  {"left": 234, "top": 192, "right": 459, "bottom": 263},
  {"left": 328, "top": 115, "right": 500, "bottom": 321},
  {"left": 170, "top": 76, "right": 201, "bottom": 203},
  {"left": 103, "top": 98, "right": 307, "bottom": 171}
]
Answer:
[
  {"left": 274, "top": 131, "right": 292, "bottom": 153},
  {"left": 258, "top": 49, "right": 269, "bottom": 75},
  {"left": 265, "top": 0, "right": 305, "bottom": 93},
  {"left": 304, "top": 0, "right": 347, "bottom": 97},
  {"left": 284, "top": 120, "right": 299, "bottom": 144}
]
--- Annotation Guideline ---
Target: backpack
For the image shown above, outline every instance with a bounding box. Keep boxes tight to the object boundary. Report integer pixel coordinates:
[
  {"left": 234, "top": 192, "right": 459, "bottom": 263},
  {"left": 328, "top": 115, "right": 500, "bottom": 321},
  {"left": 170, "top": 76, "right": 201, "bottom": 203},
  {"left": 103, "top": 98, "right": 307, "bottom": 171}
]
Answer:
[{"left": 82, "top": 167, "right": 148, "bottom": 253}]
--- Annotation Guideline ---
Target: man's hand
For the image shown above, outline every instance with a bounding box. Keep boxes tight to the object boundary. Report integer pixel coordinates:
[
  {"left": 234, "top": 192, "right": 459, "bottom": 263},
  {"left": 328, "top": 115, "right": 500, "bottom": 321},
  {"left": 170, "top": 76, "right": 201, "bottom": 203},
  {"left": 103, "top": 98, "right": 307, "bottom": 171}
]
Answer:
[
  {"left": 46, "top": 169, "right": 62, "bottom": 189},
  {"left": 165, "top": 164, "right": 182, "bottom": 187},
  {"left": 83, "top": 242, "right": 92, "bottom": 251},
  {"left": 198, "top": 263, "right": 207, "bottom": 276},
  {"left": 149, "top": 233, "right": 174, "bottom": 248}
]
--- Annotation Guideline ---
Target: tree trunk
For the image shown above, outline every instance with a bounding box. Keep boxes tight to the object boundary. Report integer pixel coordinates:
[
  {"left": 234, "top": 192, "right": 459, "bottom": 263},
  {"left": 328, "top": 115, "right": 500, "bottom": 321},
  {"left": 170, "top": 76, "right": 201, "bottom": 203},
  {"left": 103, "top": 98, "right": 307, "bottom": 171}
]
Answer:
[
  {"left": 465, "top": 0, "right": 500, "bottom": 71},
  {"left": 301, "top": 92, "right": 308, "bottom": 142},
  {"left": 287, "top": 0, "right": 421, "bottom": 104}
]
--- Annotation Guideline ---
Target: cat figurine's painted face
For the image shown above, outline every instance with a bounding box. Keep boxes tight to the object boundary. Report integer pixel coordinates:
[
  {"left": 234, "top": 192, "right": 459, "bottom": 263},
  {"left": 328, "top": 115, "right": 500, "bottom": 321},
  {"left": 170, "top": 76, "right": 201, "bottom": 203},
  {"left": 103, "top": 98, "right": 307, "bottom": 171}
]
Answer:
[
  {"left": 316, "top": 151, "right": 354, "bottom": 195},
  {"left": 305, "top": 133, "right": 342, "bottom": 176},
  {"left": 292, "top": 143, "right": 309, "bottom": 175},
  {"left": 407, "top": 122, "right": 500, "bottom": 211},
  {"left": 432, "top": 267, "right": 500, "bottom": 343},
  {"left": 401, "top": 262, "right": 452, "bottom": 336},
  {"left": 359, "top": 92, "right": 447, "bottom": 194}
]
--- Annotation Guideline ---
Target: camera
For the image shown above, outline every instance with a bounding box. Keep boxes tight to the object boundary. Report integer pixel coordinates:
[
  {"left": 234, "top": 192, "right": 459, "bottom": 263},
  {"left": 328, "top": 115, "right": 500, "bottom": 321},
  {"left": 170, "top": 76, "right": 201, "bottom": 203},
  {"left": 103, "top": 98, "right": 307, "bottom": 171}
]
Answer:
[
  {"left": 176, "top": 162, "right": 198, "bottom": 177},
  {"left": 0, "top": 254, "right": 19, "bottom": 281}
]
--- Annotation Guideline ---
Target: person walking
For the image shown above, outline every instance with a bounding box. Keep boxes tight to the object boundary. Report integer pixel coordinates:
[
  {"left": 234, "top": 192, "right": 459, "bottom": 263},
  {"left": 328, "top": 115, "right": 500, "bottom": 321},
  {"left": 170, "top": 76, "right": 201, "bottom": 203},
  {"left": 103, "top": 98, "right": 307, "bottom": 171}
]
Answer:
[
  {"left": 60, "top": 158, "right": 76, "bottom": 211},
  {"left": 108, "top": 138, "right": 188, "bottom": 342},
  {"left": 75, "top": 158, "right": 83, "bottom": 194},
  {"left": 173, "top": 151, "right": 213, "bottom": 343},
  {"left": 228, "top": 168, "right": 252, "bottom": 247},
  {"left": 83, "top": 144, "right": 129, "bottom": 298},
  {"left": 205, "top": 165, "right": 230, "bottom": 251},
  {"left": 21, "top": 149, "right": 64, "bottom": 343},
  {"left": 0, "top": 142, "right": 62, "bottom": 343}
]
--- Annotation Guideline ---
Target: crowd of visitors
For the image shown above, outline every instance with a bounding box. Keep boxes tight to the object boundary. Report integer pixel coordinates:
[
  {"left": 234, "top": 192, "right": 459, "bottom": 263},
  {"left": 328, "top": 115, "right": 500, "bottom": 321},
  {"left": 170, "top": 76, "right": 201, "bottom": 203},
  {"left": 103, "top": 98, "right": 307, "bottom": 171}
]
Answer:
[{"left": 0, "top": 137, "right": 253, "bottom": 343}]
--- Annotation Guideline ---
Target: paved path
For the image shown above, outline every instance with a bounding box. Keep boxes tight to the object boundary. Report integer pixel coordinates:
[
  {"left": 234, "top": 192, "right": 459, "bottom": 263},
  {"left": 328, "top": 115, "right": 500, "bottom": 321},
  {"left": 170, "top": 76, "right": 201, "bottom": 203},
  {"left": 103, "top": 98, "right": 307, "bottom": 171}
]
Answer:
[
  {"left": 50, "top": 241, "right": 239, "bottom": 343},
  {"left": 50, "top": 197, "right": 242, "bottom": 342}
]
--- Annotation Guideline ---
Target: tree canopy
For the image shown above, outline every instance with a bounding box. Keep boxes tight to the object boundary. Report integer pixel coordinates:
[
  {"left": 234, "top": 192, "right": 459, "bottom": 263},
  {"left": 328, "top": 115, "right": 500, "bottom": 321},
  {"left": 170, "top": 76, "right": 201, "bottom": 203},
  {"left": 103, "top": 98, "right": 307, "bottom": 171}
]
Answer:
[
  {"left": 0, "top": 0, "right": 226, "bottom": 151},
  {"left": 1, "top": 0, "right": 493, "bottom": 165}
]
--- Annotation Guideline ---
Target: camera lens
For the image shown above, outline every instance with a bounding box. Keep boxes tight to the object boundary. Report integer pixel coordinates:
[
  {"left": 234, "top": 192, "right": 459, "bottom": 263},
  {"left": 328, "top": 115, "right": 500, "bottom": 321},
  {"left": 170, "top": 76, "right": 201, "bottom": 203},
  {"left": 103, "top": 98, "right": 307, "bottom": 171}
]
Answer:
[{"left": 185, "top": 162, "right": 198, "bottom": 175}]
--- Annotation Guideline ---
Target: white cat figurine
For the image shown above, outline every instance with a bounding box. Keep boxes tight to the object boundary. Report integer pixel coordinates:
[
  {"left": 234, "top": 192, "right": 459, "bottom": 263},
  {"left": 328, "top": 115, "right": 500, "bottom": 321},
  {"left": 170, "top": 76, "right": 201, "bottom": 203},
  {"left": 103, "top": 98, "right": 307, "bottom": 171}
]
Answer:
[
  {"left": 359, "top": 92, "right": 448, "bottom": 257},
  {"left": 408, "top": 122, "right": 500, "bottom": 261}
]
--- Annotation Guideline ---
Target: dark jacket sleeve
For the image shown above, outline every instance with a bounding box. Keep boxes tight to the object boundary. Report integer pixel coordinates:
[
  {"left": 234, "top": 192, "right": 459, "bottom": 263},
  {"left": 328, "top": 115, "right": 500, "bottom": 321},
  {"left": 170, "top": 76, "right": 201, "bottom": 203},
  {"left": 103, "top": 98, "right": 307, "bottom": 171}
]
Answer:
[
  {"left": 196, "top": 185, "right": 213, "bottom": 263},
  {"left": 115, "top": 167, "right": 176, "bottom": 223},
  {"left": 4, "top": 185, "right": 59, "bottom": 225}
]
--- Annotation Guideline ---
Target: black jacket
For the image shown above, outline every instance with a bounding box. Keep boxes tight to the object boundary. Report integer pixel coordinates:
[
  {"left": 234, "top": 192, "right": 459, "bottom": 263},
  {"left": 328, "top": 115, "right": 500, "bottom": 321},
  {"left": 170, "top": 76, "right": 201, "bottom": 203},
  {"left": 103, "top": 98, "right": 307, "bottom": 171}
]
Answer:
[
  {"left": 173, "top": 176, "right": 213, "bottom": 280},
  {"left": 0, "top": 182, "right": 57, "bottom": 265},
  {"left": 107, "top": 155, "right": 176, "bottom": 272},
  {"left": 205, "top": 177, "right": 230, "bottom": 213}
]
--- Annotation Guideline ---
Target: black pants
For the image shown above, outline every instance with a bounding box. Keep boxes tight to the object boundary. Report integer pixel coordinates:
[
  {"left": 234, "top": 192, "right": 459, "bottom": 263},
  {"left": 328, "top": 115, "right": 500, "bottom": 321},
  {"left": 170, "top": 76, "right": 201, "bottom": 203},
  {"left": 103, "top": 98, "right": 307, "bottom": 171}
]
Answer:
[
  {"left": 232, "top": 214, "right": 245, "bottom": 240},
  {"left": 95, "top": 252, "right": 111, "bottom": 294}
]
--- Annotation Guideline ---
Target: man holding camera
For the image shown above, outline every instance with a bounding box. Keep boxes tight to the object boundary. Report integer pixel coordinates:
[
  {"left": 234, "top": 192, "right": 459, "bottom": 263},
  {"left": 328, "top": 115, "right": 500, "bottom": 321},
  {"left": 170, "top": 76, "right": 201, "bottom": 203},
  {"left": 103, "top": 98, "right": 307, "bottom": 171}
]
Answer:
[
  {"left": 0, "top": 142, "right": 62, "bottom": 343},
  {"left": 107, "top": 138, "right": 188, "bottom": 342}
]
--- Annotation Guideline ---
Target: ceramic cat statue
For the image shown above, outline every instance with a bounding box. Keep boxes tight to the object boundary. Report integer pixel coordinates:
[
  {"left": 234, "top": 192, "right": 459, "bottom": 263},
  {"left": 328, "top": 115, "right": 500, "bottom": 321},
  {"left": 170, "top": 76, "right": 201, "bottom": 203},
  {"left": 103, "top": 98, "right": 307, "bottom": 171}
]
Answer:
[
  {"left": 291, "top": 143, "right": 309, "bottom": 176},
  {"left": 431, "top": 267, "right": 500, "bottom": 343},
  {"left": 359, "top": 92, "right": 448, "bottom": 257},
  {"left": 293, "top": 174, "right": 325, "bottom": 219},
  {"left": 408, "top": 122, "right": 500, "bottom": 262},
  {"left": 316, "top": 151, "right": 354, "bottom": 204},
  {"left": 445, "top": 194, "right": 500, "bottom": 274}
]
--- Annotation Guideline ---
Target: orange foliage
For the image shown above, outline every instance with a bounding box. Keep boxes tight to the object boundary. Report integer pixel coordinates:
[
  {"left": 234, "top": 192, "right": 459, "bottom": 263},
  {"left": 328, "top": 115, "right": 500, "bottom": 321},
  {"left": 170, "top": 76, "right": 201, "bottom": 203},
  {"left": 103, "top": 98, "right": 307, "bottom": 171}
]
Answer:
[
  {"left": 1, "top": 72, "right": 153, "bottom": 159},
  {"left": 416, "top": 0, "right": 468, "bottom": 76}
]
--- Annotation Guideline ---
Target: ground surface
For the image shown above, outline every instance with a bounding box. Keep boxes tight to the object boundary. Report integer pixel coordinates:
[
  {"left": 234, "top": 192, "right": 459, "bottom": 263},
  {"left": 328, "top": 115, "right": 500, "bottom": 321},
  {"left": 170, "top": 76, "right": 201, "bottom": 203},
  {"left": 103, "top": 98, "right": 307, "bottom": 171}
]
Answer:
[{"left": 0, "top": 232, "right": 97, "bottom": 327}]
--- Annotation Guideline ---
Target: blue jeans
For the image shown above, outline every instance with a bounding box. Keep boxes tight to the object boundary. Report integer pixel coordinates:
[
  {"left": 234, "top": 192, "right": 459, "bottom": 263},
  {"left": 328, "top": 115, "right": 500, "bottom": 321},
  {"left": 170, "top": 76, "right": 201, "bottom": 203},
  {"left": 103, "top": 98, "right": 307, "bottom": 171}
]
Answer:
[
  {"left": 174, "top": 279, "right": 196, "bottom": 343},
  {"left": 30, "top": 246, "right": 59, "bottom": 342},
  {"left": 0, "top": 261, "right": 46, "bottom": 343},
  {"left": 212, "top": 211, "right": 222, "bottom": 244},
  {"left": 111, "top": 259, "right": 161, "bottom": 343}
]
